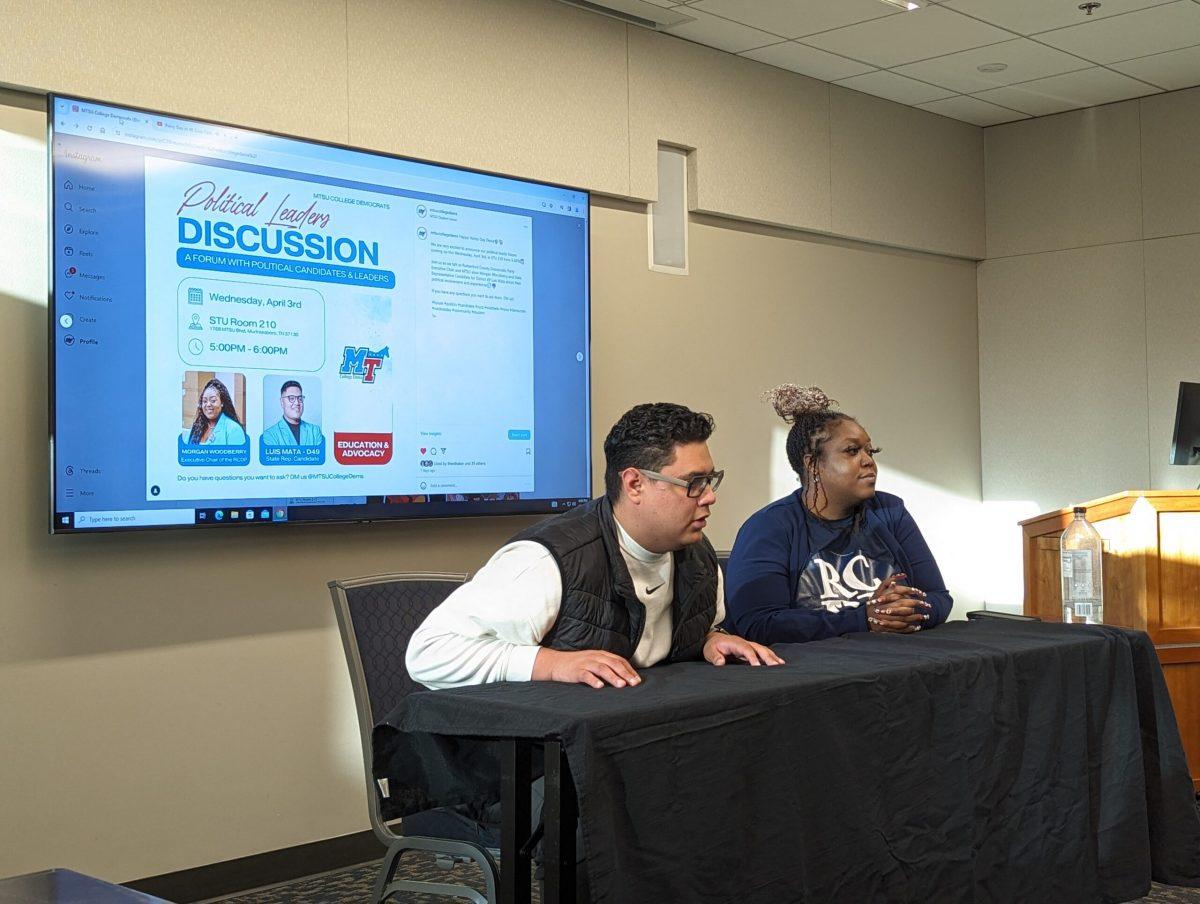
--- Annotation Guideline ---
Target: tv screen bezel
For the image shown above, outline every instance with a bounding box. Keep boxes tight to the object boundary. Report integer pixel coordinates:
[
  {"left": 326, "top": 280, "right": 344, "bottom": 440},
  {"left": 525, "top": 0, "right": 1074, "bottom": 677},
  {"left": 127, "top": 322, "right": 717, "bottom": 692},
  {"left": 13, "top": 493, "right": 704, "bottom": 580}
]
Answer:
[
  {"left": 47, "top": 92, "right": 593, "bottom": 534},
  {"left": 1169, "top": 381, "right": 1200, "bottom": 467}
]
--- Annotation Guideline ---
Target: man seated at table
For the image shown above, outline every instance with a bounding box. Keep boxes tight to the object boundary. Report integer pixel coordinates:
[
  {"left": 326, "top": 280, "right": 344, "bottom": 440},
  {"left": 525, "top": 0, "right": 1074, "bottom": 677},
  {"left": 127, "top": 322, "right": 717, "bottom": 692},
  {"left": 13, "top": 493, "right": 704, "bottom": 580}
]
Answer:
[{"left": 407, "top": 402, "right": 783, "bottom": 691}]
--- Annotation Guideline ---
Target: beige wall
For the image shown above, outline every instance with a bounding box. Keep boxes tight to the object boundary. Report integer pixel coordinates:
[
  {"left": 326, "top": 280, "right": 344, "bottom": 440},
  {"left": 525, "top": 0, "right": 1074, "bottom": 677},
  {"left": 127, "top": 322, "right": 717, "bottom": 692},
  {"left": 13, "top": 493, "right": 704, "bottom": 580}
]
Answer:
[
  {"left": 0, "top": 0, "right": 983, "bottom": 882},
  {"left": 593, "top": 207, "right": 981, "bottom": 549},
  {"left": 0, "top": 0, "right": 984, "bottom": 259},
  {"left": 980, "top": 87, "right": 1200, "bottom": 512}
]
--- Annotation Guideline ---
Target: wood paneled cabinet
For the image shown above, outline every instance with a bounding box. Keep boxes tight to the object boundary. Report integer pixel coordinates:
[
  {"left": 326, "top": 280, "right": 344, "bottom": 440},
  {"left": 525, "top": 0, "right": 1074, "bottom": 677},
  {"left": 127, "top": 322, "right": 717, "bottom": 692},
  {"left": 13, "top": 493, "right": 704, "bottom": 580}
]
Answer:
[{"left": 1022, "top": 491, "right": 1200, "bottom": 792}]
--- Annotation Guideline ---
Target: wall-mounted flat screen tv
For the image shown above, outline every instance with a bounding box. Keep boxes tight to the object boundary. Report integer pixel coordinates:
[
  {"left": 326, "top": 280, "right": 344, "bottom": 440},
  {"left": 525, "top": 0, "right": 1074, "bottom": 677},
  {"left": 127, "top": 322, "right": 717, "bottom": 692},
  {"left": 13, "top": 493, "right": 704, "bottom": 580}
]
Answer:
[{"left": 49, "top": 95, "right": 591, "bottom": 533}]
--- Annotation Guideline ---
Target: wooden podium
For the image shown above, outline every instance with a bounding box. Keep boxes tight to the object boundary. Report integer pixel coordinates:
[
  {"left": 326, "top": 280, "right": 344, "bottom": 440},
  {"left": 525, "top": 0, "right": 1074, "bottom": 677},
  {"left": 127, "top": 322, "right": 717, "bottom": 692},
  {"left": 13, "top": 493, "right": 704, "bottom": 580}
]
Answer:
[{"left": 1021, "top": 491, "right": 1200, "bottom": 791}]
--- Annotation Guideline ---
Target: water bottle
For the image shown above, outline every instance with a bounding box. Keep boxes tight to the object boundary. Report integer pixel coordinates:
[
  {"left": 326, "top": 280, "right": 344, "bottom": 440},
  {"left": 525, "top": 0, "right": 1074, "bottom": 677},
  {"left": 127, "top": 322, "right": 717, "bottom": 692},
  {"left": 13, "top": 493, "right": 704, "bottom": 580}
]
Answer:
[{"left": 1060, "top": 506, "right": 1103, "bottom": 625}]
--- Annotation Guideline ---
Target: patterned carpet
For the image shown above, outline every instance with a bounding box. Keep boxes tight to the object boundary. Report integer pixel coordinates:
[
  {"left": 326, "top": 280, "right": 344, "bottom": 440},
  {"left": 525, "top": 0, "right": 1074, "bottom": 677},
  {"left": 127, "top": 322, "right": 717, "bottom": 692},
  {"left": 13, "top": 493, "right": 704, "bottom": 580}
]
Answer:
[{"left": 210, "top": 851, "right": 1200, "bottom": 904}]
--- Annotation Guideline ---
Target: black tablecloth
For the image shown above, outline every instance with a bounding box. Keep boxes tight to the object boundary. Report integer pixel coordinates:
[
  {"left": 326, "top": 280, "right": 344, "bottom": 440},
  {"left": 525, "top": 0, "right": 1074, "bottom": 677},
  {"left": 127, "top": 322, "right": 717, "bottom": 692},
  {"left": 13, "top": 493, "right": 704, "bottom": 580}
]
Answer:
[{"left": 374, "top": 620, "right": 1200, "bottom": 904}]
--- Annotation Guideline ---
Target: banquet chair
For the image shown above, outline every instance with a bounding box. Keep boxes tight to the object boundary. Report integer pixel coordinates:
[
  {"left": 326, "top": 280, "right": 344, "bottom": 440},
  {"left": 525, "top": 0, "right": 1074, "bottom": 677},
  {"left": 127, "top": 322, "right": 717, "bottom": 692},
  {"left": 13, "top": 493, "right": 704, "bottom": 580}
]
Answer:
[{"left": 329, "top": 572, "right": 499, "bottom": 904}]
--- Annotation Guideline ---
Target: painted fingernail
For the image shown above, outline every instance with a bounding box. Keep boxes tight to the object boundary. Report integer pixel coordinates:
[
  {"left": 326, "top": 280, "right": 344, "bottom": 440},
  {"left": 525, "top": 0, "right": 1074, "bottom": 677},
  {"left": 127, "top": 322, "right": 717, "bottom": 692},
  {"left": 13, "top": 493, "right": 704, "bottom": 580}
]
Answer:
[
  {"left": 914, "top": 625, "right": 921, "bottom": 631},
  {"left": 923, "top": 614, "right": 930, "bottom": 620}
]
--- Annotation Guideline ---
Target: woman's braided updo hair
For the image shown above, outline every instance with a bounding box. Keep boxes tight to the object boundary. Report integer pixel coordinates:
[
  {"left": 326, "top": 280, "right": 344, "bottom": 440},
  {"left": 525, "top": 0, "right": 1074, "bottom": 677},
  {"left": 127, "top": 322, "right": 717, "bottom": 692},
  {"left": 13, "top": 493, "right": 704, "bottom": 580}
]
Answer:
[{"left": 764, "top": 383, "right": 857, "bottom": 519}]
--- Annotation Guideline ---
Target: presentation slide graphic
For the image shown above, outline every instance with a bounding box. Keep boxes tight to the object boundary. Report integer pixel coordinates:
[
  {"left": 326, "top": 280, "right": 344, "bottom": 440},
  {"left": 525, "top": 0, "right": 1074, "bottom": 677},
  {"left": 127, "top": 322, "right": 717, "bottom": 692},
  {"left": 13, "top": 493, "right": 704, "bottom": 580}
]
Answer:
[
  {"left": 51, "top": 97, "right": 593, "bottom": 531},
  {"left": 141, "top": 157, "right": 537, "bottom": 503}
]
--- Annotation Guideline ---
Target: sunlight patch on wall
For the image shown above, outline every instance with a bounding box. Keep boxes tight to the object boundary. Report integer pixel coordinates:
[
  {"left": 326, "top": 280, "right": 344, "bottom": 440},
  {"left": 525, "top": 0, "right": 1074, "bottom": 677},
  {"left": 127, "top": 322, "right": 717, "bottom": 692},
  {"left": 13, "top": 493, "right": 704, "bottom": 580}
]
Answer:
[
  {"left": 0, "top": 124, "right": 47, "bottom": 306},
  {"left": 876, "top": 467, "right": 1039, "bottom": 615}
]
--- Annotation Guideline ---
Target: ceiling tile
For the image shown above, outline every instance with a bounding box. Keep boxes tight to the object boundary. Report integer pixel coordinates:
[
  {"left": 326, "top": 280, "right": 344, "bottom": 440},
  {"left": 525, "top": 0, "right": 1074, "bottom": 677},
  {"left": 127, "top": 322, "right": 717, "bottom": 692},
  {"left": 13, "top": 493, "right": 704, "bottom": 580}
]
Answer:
[
  {"left": 742, "top": 40, "right": 876, "bottom": 80},
  {"left": 688, "top": 0, "right": 897, "bottom": 40},
  {"left": 974, "top": 67, "right": 1161, "bottom": 116},
  {"left": 1110, "top": 43, "right": 1200, "bottom": 89},
  {"left": 943, "top": 0, "right": 1176, "bottom": 35},
  {"left": 834, "top": 69, "right": 958, "bottom": 105},
  {"left": 1035, "top": 1, "right": 1200, "bottom": 64},
  {"left": 662, "top": 6, "right": 782, "bottom": 52},
  {"left": 803, "top": 5, "right": 1015, "bottom": 69},
  {"left": 917, "top": 94, "right": 1029, "bottom": 125},
  {"left": 894, "top": 38, "right": 1090, "bottom": 93}
]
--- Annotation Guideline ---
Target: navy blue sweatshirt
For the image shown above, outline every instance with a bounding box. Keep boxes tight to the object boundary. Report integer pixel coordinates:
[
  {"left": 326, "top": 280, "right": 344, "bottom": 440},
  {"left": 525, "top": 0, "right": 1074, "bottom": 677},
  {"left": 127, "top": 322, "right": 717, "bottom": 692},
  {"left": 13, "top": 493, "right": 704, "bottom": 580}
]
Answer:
[{"left": 725, "top": 490, "right": 952, "bottom": 643}]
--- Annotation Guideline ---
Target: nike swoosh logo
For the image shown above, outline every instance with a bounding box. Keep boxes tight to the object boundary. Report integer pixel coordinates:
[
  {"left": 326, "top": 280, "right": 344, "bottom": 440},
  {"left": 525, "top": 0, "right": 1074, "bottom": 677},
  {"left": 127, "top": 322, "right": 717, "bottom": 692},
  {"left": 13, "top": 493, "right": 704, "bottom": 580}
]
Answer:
[{"left": 645, "top": 582, "right": 666, "bottom": 594}]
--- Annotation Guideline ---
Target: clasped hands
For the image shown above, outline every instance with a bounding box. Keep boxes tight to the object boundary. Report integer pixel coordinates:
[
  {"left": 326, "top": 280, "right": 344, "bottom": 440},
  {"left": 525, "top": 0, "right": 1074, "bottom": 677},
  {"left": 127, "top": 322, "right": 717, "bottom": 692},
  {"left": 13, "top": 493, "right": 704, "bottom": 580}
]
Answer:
[
  {"left": 865, "top": 572, "right": 932, "bottom": 634},
  {"left": 534, "top": 632, "right": 783, "bottom": 689}
]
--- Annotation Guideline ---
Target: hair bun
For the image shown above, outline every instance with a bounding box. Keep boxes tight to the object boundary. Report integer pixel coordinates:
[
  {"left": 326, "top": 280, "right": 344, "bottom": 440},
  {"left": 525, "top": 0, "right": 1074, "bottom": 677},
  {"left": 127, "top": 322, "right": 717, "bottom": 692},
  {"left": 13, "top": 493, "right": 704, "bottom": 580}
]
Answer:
[{"left": 762, "top": 384, "right": 835, "bottom": 423}]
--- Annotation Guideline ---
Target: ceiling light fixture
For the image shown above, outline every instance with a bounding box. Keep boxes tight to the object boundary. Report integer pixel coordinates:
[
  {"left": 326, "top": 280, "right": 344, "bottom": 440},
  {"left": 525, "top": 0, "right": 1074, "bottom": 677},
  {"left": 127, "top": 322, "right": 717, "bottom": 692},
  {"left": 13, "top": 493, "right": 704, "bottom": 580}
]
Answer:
[
  {"left": 878, "top": 0, "right": 922, "bottom": 10},
  {"left": 977, "top": 62, "right": 1008, "bottom": 73}
]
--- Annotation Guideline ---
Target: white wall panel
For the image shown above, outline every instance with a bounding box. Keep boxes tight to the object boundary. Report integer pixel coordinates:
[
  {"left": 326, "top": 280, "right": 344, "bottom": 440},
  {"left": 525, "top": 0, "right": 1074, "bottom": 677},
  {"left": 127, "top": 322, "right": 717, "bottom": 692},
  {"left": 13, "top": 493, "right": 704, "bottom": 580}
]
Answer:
[
  {"left": 985, "top": 101, "right": 1142, "bottom": 258},
  {"left": 628, "top": 28, "right": 832, "bottom": 232},
  {"left": 979, "top": 243, "right": 1149, "bottom": 511},
  {"left": 1140, "top": 87, "right": 1200, "bottom": 241},
  {"left": 347, "top": 0, "right": 630, "bottom": 196},
  {"left": 831, "top": 87, "right": 984, "bottom": 259}
]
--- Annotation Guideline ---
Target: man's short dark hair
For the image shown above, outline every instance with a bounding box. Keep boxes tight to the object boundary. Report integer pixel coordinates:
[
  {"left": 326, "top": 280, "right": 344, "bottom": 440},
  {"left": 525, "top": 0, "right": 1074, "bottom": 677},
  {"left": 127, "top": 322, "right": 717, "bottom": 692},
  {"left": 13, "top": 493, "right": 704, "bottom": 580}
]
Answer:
[
  {"left": 280, "top": 380, "right": 302, "bottom": 395},
  {"left": 603, "top": 403, "right": 715, "bottom": 502}
]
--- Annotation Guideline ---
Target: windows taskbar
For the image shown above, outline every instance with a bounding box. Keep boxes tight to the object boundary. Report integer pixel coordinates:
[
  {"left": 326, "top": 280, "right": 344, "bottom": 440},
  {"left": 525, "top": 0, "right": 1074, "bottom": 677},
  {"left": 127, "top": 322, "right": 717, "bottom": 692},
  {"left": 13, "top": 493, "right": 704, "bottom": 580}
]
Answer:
[{"left": 53, "top": 497, "right": 590, "bottom": 531}]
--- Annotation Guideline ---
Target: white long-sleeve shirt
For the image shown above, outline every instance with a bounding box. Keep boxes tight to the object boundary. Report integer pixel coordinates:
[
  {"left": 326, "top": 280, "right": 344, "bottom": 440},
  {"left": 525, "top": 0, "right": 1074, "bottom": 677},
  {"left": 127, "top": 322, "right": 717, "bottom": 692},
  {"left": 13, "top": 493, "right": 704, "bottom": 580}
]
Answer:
[{"left": 406, "top": 520, "right": 725, "bottom": 690}]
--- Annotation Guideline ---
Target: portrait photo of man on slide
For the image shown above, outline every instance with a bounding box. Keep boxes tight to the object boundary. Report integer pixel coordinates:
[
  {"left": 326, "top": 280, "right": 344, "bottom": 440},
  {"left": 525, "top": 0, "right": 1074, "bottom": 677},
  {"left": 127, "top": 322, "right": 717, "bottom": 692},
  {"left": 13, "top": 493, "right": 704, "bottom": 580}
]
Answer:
[{"left": 260, "top": 379, "right": 324, "bottom": 448}]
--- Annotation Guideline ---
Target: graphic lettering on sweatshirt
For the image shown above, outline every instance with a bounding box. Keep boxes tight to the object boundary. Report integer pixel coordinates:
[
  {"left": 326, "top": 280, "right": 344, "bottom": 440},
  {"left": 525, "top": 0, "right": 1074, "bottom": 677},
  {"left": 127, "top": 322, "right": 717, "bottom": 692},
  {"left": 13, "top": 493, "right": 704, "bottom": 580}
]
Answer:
[{"left": 795, "top": 550, "right": 895, "bottom": 612}]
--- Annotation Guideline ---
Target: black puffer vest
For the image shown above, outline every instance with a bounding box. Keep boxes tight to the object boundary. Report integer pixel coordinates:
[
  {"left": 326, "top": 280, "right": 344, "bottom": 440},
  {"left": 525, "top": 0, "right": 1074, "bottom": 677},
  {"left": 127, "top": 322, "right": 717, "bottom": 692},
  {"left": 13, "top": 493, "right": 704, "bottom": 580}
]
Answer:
[{"left": 509, "top": 497, "right": 718, "bottom": 662}]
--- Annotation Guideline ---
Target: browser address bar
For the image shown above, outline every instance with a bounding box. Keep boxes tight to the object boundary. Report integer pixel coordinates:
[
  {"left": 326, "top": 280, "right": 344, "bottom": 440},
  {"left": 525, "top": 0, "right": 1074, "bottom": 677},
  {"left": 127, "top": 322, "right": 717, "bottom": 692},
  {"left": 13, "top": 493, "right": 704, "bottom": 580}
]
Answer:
[{"left": 131, "top": 127, "right": 553, "bottom": 210}]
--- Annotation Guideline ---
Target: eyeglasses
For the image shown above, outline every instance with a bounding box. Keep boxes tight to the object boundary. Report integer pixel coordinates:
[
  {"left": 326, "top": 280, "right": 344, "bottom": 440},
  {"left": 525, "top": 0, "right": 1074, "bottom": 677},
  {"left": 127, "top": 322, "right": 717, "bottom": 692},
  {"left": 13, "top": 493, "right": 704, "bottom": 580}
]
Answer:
[
  {"left": 282, "top": 395, "right": 305, "bottom": 403},
  {"left": 638, "top": 468, "right": 724, "bottom": 498}
]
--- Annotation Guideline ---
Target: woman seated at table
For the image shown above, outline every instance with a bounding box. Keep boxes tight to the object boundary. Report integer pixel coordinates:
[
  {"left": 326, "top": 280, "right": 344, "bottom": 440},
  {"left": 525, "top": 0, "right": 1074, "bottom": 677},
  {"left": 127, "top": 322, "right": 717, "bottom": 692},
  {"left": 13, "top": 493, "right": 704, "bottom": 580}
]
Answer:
[
  {"left": 725, "top": 384, "right": 952, "bottom": 643},
  {"left": 183, "top": 378, "right": 247, "bottom": 446}
]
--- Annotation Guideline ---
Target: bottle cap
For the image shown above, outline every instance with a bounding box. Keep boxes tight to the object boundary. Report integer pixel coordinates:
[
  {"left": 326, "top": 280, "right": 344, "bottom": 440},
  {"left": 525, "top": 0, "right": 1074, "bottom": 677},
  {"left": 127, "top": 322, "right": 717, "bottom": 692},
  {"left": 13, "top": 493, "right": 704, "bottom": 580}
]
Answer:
[{"left": 1073, "top": 506, "right": 1086, "bottom": 514}]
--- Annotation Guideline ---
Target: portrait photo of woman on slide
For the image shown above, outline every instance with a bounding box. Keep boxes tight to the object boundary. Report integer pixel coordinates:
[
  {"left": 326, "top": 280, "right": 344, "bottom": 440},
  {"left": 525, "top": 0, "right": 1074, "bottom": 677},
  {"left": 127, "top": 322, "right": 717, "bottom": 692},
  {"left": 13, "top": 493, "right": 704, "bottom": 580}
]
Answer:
[{"left": 183, "top": 376, "right": 247, "bottom": 446}]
